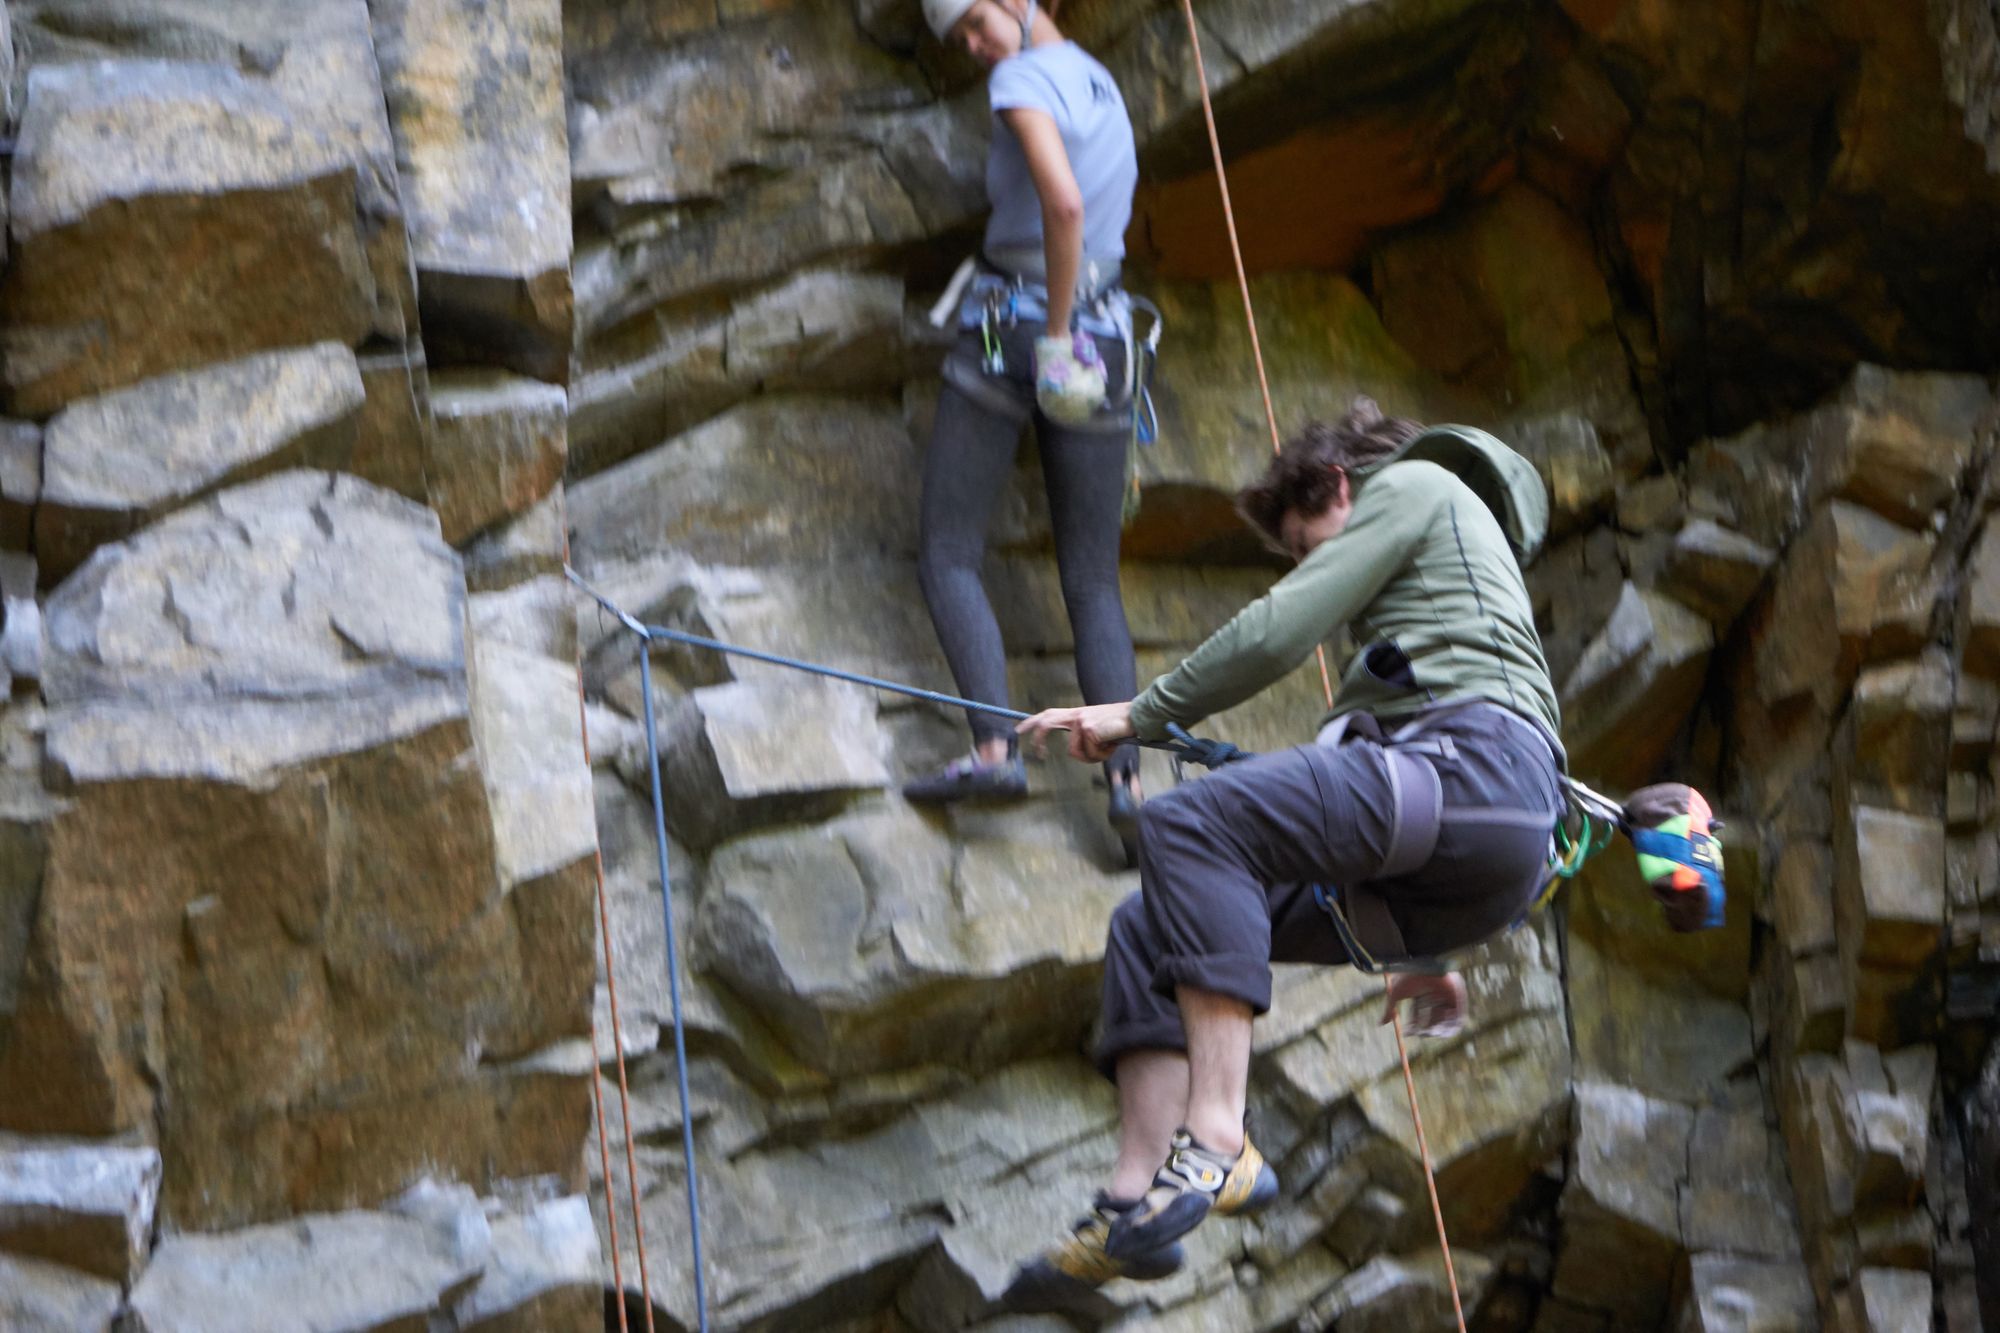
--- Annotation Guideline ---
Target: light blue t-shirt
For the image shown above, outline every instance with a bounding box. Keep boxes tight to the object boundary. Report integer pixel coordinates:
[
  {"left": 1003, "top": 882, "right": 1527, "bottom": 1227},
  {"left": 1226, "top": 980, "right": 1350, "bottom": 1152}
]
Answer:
[{"left": 984, "top": 42, "right": 1137, "bottom": 263}]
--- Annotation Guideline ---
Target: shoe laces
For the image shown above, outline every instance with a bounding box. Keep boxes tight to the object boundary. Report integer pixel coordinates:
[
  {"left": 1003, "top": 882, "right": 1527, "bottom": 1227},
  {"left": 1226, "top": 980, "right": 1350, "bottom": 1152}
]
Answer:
[{"left": 1160, "top": 1131, "right": 1232, "bottom": 1196}]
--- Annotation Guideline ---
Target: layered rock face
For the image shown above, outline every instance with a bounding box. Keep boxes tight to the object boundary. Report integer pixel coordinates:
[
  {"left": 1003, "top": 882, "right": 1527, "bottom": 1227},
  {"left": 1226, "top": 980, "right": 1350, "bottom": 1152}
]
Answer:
[
  {"left": 6, "top": 0, "right": 2000, "bottom": 1330},
  {"left": 0, "top": 0, "right": 600, "bottom": 1326},
  {"left": 561, "top": 1, "right": 2000, "bottom": 1330}
]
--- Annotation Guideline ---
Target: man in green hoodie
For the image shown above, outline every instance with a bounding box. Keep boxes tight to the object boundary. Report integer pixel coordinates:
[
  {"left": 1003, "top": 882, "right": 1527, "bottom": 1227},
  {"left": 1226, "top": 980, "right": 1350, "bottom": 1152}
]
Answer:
[{"left": 1004, "top": 397, "right": 1566, "bottom": 1308}]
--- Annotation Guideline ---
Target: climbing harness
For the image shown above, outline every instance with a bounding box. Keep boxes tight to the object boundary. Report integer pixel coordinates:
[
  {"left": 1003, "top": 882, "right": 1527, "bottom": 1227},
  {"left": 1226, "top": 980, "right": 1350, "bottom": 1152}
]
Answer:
[
  {"left": 931, "top": 249, "right": 1164, "bottom": 524},
  {"left": 1306, "top": 708, "right": 1458, "bottom": 978},
  {"left": 1167, "top": 705, "right": 1723, "bottom": 980}
]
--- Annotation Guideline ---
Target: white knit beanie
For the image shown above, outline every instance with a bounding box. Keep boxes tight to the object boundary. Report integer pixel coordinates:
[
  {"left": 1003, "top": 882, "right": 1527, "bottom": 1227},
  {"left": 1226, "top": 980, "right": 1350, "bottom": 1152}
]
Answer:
[{"left": 923, "top": 0, "right": 980, "bottom": 39}]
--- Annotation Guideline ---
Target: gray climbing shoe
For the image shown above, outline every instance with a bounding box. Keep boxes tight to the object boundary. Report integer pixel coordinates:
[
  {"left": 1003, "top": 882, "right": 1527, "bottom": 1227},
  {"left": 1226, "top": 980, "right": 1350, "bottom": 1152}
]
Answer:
[
  {"left": 902, "top": 749, "right": 1028, "bottom": 804},
  {"left": 1104, "top": 1128, "right": 1279, "bottom": 1258},
  {"left": 1002, "top": 1193, "right": 1183, "bottom": 1314}
]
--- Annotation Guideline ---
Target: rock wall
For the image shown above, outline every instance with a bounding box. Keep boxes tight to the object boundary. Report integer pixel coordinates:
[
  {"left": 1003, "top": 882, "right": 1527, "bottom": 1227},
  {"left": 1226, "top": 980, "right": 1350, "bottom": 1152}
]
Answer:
[
  {"left": 5, "top": 0, "right": 2000, "bottom": 1330},
  {"left": 561, "top": 1, "right": 2000, "bottom": 1330},
  {"left": 0, "top": 0, "right": 602, "bottom": 1327}
]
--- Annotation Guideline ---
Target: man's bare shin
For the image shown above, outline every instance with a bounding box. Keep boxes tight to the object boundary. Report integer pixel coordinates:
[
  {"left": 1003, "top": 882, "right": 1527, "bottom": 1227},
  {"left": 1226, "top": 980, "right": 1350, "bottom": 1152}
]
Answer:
[
  {"left": 1109, "top": 1049, "right": 1187, "bottom": 1201},
  {"left": 1179, "top": 986, "right": 1253, "bottom": 1154}
]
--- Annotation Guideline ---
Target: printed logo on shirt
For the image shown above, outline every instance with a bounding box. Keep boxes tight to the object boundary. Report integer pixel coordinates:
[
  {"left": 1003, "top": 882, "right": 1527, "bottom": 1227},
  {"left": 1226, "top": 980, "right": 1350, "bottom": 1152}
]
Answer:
[{"left": 1089, "top": 73, "right": 1116, "bottom": 106}]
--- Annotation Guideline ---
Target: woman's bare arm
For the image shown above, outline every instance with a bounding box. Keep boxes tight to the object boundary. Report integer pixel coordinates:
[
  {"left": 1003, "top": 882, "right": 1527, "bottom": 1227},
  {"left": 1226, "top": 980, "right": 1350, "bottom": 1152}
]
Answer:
[{"left": 1000, "top": 106, "right": 1083, "bottom": 329}]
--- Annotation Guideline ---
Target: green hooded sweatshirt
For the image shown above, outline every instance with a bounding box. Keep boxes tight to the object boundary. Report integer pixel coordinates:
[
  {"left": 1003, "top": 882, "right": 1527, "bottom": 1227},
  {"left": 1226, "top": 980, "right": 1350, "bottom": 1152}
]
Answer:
[{"left": 1128, "top": 426, "right": 1561, "bottom": 744}]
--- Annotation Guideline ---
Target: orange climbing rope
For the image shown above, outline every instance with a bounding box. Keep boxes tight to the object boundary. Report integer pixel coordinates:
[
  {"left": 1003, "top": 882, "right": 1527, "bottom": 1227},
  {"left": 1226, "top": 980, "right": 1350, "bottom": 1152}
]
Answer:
[
  {"left": 563, "top": 521, "right": 659, "bottom": 1333},
  {"left": 590, "top": 807, "right": 661, "bottom": 1333},
  {"left": 586, "top": 1027, "right": 631, "bottom": 1333},
  {"left": 1391, "top": 1001, "right": 1467, "bottom": 1328},
  {"left": 1171, "top": 1, "right": 1467, "bottom": 1324}
]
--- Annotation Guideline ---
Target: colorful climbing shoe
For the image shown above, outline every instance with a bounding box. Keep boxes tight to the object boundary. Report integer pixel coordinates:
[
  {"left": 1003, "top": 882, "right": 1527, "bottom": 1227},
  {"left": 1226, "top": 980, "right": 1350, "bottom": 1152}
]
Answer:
[
  {"left": 1107, "top": 774, "right": 1142, "bottom": 869},
  {"left": 1104, "top": 1128, "right": 1279, "bottom": 1258},
  {"left": 1624, "top": 783, "right": 1726, "bottom": 933},
  {"left": 1002, "top": 1193, "right": 1183, "bottom": 1314},
  {"left": 901, "top": 748, "right": 1028, "bottom": 804}
]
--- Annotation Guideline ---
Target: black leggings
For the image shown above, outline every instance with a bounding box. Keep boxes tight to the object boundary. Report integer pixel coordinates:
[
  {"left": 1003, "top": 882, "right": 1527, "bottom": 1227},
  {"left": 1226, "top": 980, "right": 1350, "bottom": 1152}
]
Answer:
[{"left": 916, "top": 335, "right": 1138, "bottom": 780}]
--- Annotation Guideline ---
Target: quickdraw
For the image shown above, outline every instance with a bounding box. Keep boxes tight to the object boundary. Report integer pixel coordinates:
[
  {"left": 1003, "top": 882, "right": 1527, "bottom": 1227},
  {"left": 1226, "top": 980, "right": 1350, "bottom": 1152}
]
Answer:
[
  {"left": 1529, "top": 777, "right": 1727, "bottom": 934},
  {"left": 980, "top": 285, "right": 1007, "bottom": 375},
  {"left": 1122, "top": 297, "right": 1163, "bottom": 526},
  {"left": 1528, "top": 780, "right": 1620, "bottom": 913}
]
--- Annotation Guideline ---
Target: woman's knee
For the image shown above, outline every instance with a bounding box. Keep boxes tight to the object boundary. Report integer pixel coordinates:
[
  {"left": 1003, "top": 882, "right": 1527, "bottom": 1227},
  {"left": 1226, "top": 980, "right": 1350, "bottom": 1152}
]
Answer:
[
  {"left": 916, "top": 534, "right": 976, "bottom": 596},
  {"left": 1054, "top": 563, "right": 1124, "bottom": 612}
]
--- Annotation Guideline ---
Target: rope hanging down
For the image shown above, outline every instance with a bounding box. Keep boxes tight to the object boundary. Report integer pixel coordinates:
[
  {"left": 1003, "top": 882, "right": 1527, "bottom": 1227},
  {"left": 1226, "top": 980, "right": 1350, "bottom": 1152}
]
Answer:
[
  {"left": 1170, "top": 0, "right": 1467, "bottom": 1324},
  {"left": 562, "top": 525, "right": 658, "bottom": 1333},
  {"left": 635, "top": 634, "right": 713, "bottom": 1333},
  {"left": 568, "top": 564, "right": 716, "bottom": 1320}
]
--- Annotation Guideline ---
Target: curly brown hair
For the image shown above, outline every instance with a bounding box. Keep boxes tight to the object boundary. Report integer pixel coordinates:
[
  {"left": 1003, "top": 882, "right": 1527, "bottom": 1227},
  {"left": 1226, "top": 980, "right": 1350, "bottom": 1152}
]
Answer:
[{"left": 1235, "top": 396, "right": 1424, "bottom": 547}]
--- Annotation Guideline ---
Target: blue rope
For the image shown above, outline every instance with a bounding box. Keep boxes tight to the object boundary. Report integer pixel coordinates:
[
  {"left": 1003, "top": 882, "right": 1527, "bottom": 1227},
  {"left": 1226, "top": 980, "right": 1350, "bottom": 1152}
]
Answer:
[
  {"left": 635, "top": 639, "right": 711, "bottom": 1332},
  {"left": 564, "top": 566, "right": 1238, "bottom": 768},
  {"left": 642, "top": 619, "right": 1041, "bottom": 725}
]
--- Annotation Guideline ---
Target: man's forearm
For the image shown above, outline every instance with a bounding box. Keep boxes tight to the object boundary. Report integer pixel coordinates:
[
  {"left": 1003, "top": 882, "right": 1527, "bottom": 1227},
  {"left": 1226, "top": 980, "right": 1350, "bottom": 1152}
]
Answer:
[{"left": 1130, "top": 622, "right": 1296, "bottom": 738}]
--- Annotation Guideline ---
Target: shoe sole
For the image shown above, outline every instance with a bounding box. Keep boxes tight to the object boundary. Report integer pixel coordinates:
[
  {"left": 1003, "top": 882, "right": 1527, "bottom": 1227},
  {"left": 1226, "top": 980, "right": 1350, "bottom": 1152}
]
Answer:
[
  {"left": 1002, "top": 1261, "right": 1109, "bottom": 1317},
  {"left": 902, "top": 784, "right": 1030, "bottom": 806},
  {"left": 1120, "top": 1249, "right": 1183, "bottom": 1282},
  {"left": 1003, "top": 1248, "right": 1181, "bottom": 1315}
]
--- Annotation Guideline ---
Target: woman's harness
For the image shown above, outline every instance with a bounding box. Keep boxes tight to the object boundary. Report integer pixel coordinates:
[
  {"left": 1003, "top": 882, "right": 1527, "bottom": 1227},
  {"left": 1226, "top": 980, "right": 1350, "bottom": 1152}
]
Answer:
[{"left": 929, "top": 253, "right": 1163, "bottom": 458}]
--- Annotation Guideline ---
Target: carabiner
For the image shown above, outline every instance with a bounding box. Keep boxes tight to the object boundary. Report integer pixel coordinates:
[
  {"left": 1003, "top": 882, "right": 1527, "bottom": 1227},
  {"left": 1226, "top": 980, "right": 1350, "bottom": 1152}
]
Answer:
[{"left": 980, "top": 290, "right": 1005, "bottom": 375}]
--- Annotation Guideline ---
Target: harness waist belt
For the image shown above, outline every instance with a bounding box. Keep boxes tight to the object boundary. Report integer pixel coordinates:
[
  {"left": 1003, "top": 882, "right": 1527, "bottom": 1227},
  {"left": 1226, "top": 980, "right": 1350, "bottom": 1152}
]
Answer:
[
  {"left": 982, "top": 245, "right": 1123, "bottom": 294},
  {"left": 1351, "top": 697, "right": 1566, "bottom": 772},
  {"left": 1311, "top": 700, "right": 1557, "bottom": 973}
]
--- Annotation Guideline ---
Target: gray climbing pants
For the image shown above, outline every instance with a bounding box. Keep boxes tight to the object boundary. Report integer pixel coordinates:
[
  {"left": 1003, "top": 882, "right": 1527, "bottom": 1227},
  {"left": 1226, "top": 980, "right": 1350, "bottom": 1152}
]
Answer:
[{"left": 1094, "top": 703, "right": 1563, "bottom": 1079}]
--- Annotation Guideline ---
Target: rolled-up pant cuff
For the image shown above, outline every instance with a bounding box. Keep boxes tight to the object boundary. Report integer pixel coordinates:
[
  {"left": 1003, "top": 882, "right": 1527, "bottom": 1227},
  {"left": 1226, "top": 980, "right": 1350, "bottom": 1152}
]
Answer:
[
  {"left": 1093, "top": 1016, "right": 1188, "bottom": 1082},
  {"left": 1150, "top": 952, "right": 1273, "bottom": 1015}
]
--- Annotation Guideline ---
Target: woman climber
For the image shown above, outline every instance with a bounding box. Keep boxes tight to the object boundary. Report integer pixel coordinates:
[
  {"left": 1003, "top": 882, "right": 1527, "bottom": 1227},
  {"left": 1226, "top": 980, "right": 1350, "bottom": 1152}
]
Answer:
[
  {"left": 902, "top": 0, "right": 1148, "bottom": 852},
  {"left": 1004, "top": 398, "right": 1568, "bottom": 1310}
]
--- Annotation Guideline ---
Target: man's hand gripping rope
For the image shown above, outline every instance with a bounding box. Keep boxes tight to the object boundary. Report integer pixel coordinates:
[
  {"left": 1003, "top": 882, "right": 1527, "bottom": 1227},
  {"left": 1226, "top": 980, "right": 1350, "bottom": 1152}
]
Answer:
[{"left": 1016, "top": 700, "right": 1137, "bottom": 762}]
